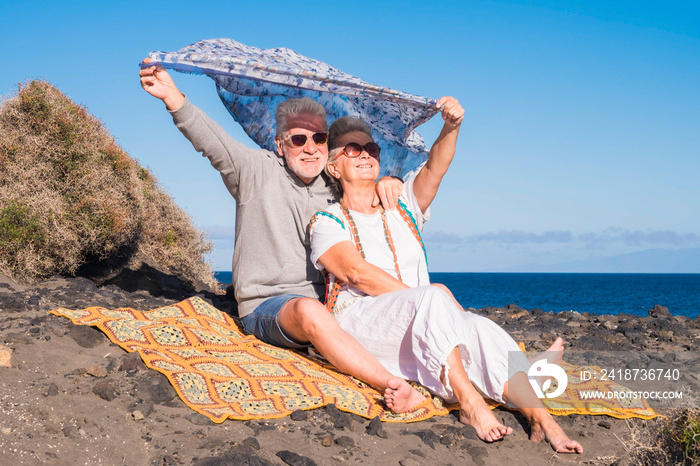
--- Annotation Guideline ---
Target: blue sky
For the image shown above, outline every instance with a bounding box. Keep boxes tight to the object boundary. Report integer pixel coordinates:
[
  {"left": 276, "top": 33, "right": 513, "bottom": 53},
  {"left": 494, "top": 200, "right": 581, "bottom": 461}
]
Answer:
[{"left": 1, "top": 0, "right": 698, "bottom": 272}]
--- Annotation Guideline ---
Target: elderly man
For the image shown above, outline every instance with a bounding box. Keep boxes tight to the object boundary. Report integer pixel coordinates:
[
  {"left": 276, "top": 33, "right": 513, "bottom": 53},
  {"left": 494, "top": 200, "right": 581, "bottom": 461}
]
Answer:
[{"left": 139, "top": 59, "right": 426, "bottom": 412}]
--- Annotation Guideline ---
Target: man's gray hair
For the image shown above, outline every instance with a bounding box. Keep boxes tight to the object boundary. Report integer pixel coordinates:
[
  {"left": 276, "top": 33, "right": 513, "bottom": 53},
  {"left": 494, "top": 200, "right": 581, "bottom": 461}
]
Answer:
[{"left": 275, "top": 98, "right": 328, "bottom": 135}]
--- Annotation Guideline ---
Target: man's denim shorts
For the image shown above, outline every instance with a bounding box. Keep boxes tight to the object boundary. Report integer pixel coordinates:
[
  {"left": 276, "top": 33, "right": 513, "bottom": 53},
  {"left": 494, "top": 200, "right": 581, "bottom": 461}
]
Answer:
[{"left": 240, "top": 294, "right": 311, "bottom": 350}]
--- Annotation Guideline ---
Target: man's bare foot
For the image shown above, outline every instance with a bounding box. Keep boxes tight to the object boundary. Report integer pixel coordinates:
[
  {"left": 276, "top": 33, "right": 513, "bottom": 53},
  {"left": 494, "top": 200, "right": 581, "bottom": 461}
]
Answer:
[
  {"left": 384, "top": 377, "right": 426, "bottom": 413},
  {"left": 458, "top": 398, "right": 513, "bottom": 442},
  {"left": 530, "top": 416, "right": 583, "bottom": 454}
]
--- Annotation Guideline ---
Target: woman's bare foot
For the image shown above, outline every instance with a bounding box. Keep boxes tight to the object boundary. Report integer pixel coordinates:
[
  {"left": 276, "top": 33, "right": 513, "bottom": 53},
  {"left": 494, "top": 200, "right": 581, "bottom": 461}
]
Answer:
[
  {"left": 545, "top": 337, "right": 564, "bottom": 364},
  {"left": 529, "top": 337, "right": 564, "bottom": 365},
  {"left": 530, "top": 416, "right": 583, "bottom": 454},
  {"left": 529, "top": 337, "right": 565, "bottom": 390},
  {"left": 384, "top": 377, "right": 426, "bottom": 413},
  {"left": 458, "top": 397, "right": 513, "bottom": 442}
]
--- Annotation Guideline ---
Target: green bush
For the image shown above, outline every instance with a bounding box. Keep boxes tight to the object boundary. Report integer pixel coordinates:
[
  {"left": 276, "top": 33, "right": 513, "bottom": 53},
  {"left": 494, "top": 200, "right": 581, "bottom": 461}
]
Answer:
[
  {"left": 0, "top": 201, "right": 45, "bottom": 257},
  {"left": 0, "top": 80, "right": 216, "bottom": 289}
]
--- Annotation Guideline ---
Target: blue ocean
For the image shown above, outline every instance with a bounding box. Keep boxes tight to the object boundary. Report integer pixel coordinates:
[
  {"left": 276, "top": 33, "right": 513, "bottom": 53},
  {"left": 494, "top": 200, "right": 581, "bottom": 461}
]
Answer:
[{"left": 213, "top": 272, "right": 700, "bottom": 319}]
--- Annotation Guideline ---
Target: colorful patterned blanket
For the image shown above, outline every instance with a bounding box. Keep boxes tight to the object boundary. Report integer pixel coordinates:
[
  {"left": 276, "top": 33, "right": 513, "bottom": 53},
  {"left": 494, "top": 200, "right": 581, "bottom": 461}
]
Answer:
[{"left": 50, "top": 297, "right": 657, "bottom": 423}]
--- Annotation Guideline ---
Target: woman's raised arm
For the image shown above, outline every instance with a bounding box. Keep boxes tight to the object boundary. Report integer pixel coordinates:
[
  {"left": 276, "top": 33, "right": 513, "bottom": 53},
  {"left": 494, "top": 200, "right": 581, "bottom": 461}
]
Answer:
[{"left": 412, "top": 96, "right": 464, "bottom": 213}]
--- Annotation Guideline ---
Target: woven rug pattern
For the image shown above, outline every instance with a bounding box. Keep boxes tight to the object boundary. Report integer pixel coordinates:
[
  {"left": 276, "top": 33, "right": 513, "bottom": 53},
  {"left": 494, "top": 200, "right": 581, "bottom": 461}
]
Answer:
[{"left": 50, "top": 297, "right": 657, "bottom": 423}]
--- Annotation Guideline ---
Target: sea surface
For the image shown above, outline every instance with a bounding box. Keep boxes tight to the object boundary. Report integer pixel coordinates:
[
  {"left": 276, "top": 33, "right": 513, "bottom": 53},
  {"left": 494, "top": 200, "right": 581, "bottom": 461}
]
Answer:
[{"left": 213, "top": 272, "right": 700, "bottom": 319}]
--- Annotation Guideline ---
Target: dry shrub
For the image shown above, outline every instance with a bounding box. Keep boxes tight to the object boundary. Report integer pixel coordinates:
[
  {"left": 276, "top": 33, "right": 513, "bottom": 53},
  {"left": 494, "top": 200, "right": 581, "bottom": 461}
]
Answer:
[
  {"left": 627, "top": 405, "right": 700, "bottom": 465},
  {"left": 0, "top": 80, "right": 216, "bottom": 290}
]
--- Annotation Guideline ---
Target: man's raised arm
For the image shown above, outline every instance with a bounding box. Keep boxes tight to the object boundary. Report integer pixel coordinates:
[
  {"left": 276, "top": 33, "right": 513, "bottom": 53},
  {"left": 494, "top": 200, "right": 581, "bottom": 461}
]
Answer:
[{"left": 139, "top": 57, "right": 185, "bottom": 111}]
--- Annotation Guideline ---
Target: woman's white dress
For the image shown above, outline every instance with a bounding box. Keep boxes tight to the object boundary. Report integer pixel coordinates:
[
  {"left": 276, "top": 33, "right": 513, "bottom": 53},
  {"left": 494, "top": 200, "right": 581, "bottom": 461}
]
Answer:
[{"left": 309, "top": 175, "right": 529, "bottom": 403}]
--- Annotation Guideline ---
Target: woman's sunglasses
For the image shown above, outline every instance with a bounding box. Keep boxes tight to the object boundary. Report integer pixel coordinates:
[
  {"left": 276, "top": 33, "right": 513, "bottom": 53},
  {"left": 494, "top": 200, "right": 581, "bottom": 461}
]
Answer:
[
  {"left": 283, "top": 132, "right": 328, "bottom": 147},
  {"left": 341, "top": 142, "right": 381, "bottom": 160}
]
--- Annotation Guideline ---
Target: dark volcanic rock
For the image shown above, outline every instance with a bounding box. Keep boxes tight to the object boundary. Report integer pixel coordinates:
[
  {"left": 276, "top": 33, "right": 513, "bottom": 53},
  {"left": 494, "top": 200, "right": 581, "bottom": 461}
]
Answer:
[
  {"left": 466, "top": 444, "right": 489, "bottom": 465},
  {"left": 119, "top": 353, "right": 147, "bottom": 373},
  {"left": 68, "top": 325, "right": 106, "bottom": 348},
  {"left": 194, "top": 450, "right": 274, "bottom": 466},
  {"left": 186, "top": 413, "right": 213, "bottom": 426},
  {"left": 92, "top": 380, "right": 118, "bottom": 401},
  {"left": 44, "top": 383, "right": 59, "bottom": 397},
  {"left": 276, "top": 450, "right": 318, "bottom": 466},
  {"left": 334, "top": 436, "right": 354, "bottom": 448},
  {"left": 240, "top": 437, "right": 260, "bottom": 451},
  {"left": 0, "top": 292, "right": 28, "bottom": 313},
  {"left": 648, "top": 305, "right": 672, "bottom": 319},
  {"left": 324, "top": 403, "right": 352, "bottom": 430},
  {"left": 366, "top": 416, "right": 387, "bottom": 437},
  {"left": 245, "top": 420, "right": 276, "bottom": 436},
  {"left": 403, "top": 429, "right": 440, "bottom": 449},
  {"left": 573, "top": 335, "right": 608, "bottom": 350},
  {"left": 136, "top": 373, "right": 178, "bottom": 405},
  {"left": 290, "top": 409, "right": 308, "bottom": 421}
]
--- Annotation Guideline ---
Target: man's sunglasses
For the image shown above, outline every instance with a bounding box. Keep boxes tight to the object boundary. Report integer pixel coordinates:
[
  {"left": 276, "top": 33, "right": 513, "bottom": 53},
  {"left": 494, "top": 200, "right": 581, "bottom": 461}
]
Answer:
[
  {"left": 283, "top": 132, "right": 328, "bottom": 147},
  {"left": 340, "top": 142, "right": 381, "bottom": 160}
]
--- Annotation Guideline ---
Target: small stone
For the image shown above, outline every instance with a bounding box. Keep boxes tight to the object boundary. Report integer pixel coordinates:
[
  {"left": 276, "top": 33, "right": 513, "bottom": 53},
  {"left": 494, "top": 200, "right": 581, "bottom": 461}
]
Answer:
[
  {"left": 598, "top": 420, "right": 612, "bottom": 429},
  {"left": 62, "top": 425, "right": 79, "bottom": 438},
  {"left": 3, "top": 333, "right": 33, "bottom": 345},
  {"left": 240, "top": 437, "right": 260, "bottom": 451},
  {"left": 133, "top": 410, "right": 145, "bottom": 421},
  {"left": 78, "top": 428, "right": 86, "bottom": 437},
  {"left": 365, "top": 416, "right": 383, "bottom": 436},
  {"left": 0, "top": 345, "right": 13, "bottom": 368},
  {"left": 68, "top": 325, "right": 105, "bottom": 348},
  {"left": 290, "top": 409, "right": 308, "bottom": 421},
  {"left": 602, "top": 321, "right": 617, "bottom": 331},
  {"left": 136, "top": 373, "right": 177, "bottom": 405},
  {"left": 405, "top": 430, "right": 440, "bottom": 449},
  {"left": 44, "top": 383, "right": 59, "bottom": 397},
  {"left": 321, "top": 435, "right": 333, "bottom": 447},
  {"left": 331, "top": 456, "right": 345, "bottom": 463},
  {"left": 185, "top": 413, "right": 212, "bottom": 426},
  {"left": 399, "top": 459, "right": 420, "bottom": 466},
  {"left": 87, "top": 366, "right": 108, "bottom": 378},
  {"left": 43, "top": 424, "right": 60, "bottom": 434},
  {"left": 134, "top": 402, "right": 154, "bottom": 417},
  {"left": 649, "top": 305, "right": 672, "bottom": 319},
  {"left": 466, "top": 445, "right": 489, "bottom": 463},
  {"left": 92, "top": 380, "right": 118, "bottom": 401},
  {"left": 276, "top": 450, "right": 318, "bottom": 466},
  {"left": 1, "top": 427, "right": 11, "bottom": 435},
  {"left": 156, "top": 455, "right": 177, "bottom": 465},
  {"left": 333, "top": 414, "right": 352, "bottom": 430},
  {"left": 334, "top": 436, "right": 354, "bottom": 448},
  {"left": 119, "top": 354, "right": 145, "bottom": 372}
]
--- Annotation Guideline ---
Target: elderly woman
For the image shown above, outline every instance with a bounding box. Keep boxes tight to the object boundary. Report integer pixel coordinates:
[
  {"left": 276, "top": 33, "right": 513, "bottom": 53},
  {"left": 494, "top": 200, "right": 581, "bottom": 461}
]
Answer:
[{"left": 308, "top": 98, "right": 582, "bottom": 453}]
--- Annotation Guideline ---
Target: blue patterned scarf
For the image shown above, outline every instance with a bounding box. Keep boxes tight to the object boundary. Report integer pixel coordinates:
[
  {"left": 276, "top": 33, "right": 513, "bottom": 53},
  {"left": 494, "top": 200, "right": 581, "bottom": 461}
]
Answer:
[{"left": 144, "top": 38, "right": 439, "bottom": 178}]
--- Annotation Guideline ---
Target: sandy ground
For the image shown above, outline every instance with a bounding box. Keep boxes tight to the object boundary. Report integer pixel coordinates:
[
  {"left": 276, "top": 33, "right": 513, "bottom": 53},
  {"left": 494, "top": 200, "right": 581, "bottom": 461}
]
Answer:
[{"left": 1, "top": 274, "right": 697, "bottom": 466}]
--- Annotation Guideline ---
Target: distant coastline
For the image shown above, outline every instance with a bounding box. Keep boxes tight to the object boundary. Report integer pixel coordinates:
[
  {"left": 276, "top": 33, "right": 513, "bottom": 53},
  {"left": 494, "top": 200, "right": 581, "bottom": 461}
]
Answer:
[{"left": 214, "top": 272, "right": 700, "bottom": 319}]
